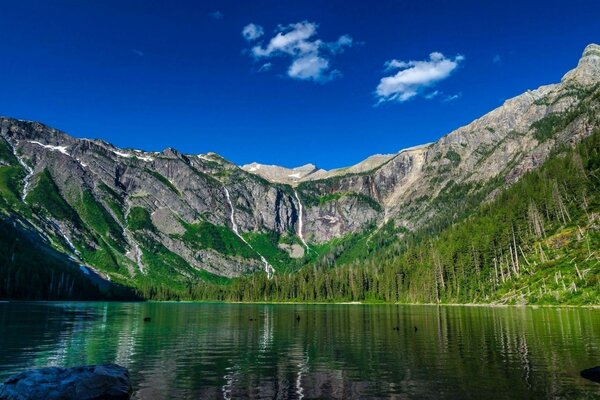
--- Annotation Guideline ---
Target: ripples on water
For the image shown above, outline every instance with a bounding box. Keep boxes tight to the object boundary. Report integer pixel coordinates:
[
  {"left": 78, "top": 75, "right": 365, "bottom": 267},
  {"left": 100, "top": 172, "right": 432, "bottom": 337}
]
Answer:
[{"left": 0, "top": 302, "right": 599, "bottom": 399}]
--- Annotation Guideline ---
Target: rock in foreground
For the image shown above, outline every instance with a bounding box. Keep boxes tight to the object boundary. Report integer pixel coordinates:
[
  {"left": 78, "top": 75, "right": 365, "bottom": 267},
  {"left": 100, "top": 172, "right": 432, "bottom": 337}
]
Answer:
[
  {"left": 581, "top": 366, "right": 600, "bottom": 383},
  {"left": 0, "top": 364, "right": 131, "bottom": 400}
]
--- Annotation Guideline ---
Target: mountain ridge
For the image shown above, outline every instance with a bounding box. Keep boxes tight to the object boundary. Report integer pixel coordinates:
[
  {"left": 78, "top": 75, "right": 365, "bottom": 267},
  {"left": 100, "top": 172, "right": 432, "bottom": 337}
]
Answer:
[{"left": 0, "top": 43, "right": 599, "bottom": 300}]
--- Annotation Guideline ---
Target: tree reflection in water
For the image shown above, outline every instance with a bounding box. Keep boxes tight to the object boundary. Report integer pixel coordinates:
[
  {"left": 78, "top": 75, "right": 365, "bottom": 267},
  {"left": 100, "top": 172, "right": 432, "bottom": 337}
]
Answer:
[{"left": 0, "top": 303, "right": 599, "bottom": 399}]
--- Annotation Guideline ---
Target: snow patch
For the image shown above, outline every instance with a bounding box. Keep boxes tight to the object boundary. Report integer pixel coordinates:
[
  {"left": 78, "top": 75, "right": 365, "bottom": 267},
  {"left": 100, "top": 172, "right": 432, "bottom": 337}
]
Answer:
[
  {"left": 288, "top": 173, "right": 301, "bottom": 179},
  {"left": 113, "top": 149, "right": 154, "bottom": 162},
  {"left": 198, "top": 154, "right": 214, "bottom": 161},
  {"left": 113, "top": 150, "right": 133, "bottom": 158},
  {"left": 28, "top": 140, "right": 70, "bottom": 155},
  {"left": 136, "top": 154, "right": 154, "bottom": 162}
]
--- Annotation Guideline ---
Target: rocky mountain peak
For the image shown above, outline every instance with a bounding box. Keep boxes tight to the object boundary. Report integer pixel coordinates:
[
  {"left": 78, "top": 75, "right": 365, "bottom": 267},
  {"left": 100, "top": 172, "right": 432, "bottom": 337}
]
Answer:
[
  {"left": 161, "top": 147, "right": 182, "bottom": 158},
  {"left": 561, "top": 43, "right": 600, "bottom": 85}
]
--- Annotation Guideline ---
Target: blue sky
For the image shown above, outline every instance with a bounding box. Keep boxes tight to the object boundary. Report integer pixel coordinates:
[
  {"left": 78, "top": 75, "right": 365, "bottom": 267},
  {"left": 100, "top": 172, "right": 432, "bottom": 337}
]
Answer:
[{"left": 1, "top": 0, "right": 599, "bottom": 169}]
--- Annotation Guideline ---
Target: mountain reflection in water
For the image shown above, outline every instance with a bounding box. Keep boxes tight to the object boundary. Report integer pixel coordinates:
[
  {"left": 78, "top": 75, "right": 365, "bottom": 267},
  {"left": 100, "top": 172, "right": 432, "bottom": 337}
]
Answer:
[{"left": 0, "top": 303, "right": 599, "bottom": 399}]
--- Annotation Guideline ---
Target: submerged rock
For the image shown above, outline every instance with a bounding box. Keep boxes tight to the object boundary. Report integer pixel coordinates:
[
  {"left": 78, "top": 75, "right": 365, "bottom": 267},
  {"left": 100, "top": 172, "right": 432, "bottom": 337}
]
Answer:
[
  {"left": 581, "top": 366, "right": 600, "bottom": 383},
  {"left": 0, "top": 364, "right": 131, "bottom": 400}
]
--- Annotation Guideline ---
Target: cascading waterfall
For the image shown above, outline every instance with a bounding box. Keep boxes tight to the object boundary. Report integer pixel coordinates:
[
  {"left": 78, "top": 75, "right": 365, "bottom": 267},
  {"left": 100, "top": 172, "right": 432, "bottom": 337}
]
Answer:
[
  {"left": 223, "top": 187, "right": 274, "bottom": 279},
  {"left": 125, "top": 230, "right": 145, "bottom": 273},
  {"left": 124, "top": 203, "right": 146, "bottom": 273},
  {"left": 224, "top": 187, "right": 239, "bottom": 234},
  {"left": 10, "top": 142, "right": 34, "bottom": 201},
  {"left": 49, "top": 221, "right": 79, "bottom": 256},
  {"left": 293, "top": 189, "right": 309, "bottom": 251}
]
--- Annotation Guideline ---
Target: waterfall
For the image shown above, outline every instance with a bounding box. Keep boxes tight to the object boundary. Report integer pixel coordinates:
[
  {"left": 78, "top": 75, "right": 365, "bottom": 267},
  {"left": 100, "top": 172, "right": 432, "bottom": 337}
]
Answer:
[
  {"left": 46, "top": 220, "right": 80, "bottom": 256},
  {"left": 10, "top": 142, "right": 34, "bottom": 201},
  {"left": 224, "top": 187, "right": 239, "bottom": 234},
  {"left": 124, "top": 230, "right": 145, "bottom": 273},
  {"left": 293, "top": 189, "right": 309, "bottom": 251},
  {"left": 124, "top": 203, "right": 146, "bottom": 273},
  {"left": 223, "top": 187, "right": 274, "bottom": 279}
]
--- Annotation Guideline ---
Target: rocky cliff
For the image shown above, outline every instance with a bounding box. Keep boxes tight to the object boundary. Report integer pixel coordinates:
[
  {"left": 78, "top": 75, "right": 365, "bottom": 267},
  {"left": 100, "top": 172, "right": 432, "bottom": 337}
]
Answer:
[{"left": 0, "top": 44, "right": 598, "bottom": 291}]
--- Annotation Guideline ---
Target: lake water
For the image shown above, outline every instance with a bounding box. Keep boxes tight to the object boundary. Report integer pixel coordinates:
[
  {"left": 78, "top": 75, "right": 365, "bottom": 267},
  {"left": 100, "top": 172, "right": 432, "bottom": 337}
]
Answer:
[{"left": 0, "top": 302, "right": 599, "bottom": 399}]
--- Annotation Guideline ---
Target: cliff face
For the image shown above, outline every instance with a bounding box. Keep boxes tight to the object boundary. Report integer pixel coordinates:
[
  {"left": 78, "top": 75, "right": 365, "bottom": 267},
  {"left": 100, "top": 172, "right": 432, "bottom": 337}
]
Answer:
[
  {"left": 296, "top": 43, "right": 600, "bottom": 235},
  {"left": 0, "top": 44, "right": 598, "bottom": 287}
]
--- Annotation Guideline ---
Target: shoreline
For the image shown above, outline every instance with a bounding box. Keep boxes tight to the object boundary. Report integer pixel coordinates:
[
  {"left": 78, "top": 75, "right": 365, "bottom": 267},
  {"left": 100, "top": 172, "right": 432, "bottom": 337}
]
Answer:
[{"left": 2, "top": 299, "right": 599, "bottom": 309}]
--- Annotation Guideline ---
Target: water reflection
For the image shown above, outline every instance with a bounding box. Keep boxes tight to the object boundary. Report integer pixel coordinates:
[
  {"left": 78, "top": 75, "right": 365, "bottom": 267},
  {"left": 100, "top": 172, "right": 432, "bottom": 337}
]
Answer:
[{"left": 0, "top": 303, "right": 599, "bottom": 399}]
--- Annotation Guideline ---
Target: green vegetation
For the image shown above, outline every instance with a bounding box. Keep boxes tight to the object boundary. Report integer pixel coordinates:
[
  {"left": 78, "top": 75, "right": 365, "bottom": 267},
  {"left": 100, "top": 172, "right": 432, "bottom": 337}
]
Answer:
[
  {"left": 127, "top": 207, "right": 155, "bottom": 232},
  {"left": 243, "top": 231, "right": 299, "bottom": 271},
  {"left": 144, "top": 168, "right": 180, "bottom": 195},
  {"left": 0, "top": 217, "right": 136, "bottom": 300},
  {"left": 531, "top": 112, "right": 576, "bottom": 143},
  {"left": 132, "top": 232, "right": 229, "bottom": 299},
  {"left": 534, "top": 85, "right": 591, "bottom": 106},
  {"left": 531, "top": 84, "right": 599, "bottom": 143},
  {"left": 98, "top": 183, "right": 125, "bottom": 223},
  {"left": 178, "top": 220, "right": 258, "bottom": 259},
  {"left": 78, "top": 241, "right": 122, "bottom": 274},
  {"left": 0, "top": 139, "right": 18, "bottom": 165},
  {"left": 28, "top": 170, "right": 81, "bottom": 223},
  {"left": 74, "top": 190, "right": 126, "bottom": 251},
  {"left": 445, "top": 149, "right": 461, "bottom": 166},
  {"left": 0, "top": 166, "right": 24, "bottom": 208}
]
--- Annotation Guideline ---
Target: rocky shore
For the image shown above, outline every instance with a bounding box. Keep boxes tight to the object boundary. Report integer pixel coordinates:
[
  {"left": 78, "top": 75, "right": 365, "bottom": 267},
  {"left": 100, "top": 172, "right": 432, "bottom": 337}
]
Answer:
[{"left": 0, "top": 364, "right": 131, "bottom": 400}]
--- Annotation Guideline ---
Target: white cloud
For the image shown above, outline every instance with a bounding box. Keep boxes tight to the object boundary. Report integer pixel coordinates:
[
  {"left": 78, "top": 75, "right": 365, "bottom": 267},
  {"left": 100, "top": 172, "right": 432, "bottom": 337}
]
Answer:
[
  {"left": 425, "top": 90, "right": 440, "bottom": 99},
  {"left": 258, "top": 62, "right": 272, "bottom": 72},
  {"left": 209, "top": 11, "right": 223, "bottom": 20},
  {"left": 242, "top": 23, "right": 264, "bottom": 41},
  {"left": 443, "top": 92, "right": 462, "bottom": 102},
  {"left": 244, "top": 21, "right": 354, "bottom": 82},
  {"left": 288, "top": 55, "right": 329, "bottom": 80},
  {"left": 375, "top": 52, "right": 464, "bottom": 103}
]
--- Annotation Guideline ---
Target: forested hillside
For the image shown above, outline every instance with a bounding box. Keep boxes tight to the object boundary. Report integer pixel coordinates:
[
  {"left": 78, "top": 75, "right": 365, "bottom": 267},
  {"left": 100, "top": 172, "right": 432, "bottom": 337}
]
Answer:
[{"left": 182, "top": 129, "right": 600, "bottom": 305}]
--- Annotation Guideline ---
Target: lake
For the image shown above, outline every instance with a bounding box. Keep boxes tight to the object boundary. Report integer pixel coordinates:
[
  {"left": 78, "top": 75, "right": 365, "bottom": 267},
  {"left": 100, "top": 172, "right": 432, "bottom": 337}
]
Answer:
[{"left": 0, "top": 302, "right": 599, "bottom": 399}]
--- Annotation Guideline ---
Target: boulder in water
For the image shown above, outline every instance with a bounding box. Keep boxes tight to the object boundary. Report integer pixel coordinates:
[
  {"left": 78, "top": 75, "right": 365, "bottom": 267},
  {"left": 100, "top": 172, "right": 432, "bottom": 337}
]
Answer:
[{"left": 0, "top": 364, "right": 131, "bottom": 399}]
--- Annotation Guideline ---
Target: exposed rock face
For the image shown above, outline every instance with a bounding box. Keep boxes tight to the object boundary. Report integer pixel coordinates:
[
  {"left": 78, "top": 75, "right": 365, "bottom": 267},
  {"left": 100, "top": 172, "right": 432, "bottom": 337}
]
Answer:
[
  {"left": 563, "top": 43, "right": 600, "bottom": 85},
  {"left": 0, "top": 364, "right": 131, "bottom": 400},
  {"left": 0, "top": 43, "right": 598, "bottom": 284}
]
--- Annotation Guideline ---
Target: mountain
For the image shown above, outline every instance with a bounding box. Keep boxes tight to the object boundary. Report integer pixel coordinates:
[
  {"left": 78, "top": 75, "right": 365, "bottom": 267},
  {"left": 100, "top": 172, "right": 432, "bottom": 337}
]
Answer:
[
  {"left": 240, "top": 152, "right": 398, "bottom": 185},
  {"left": 0, "top": 43, "right": 599, "bottom": 301}
]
